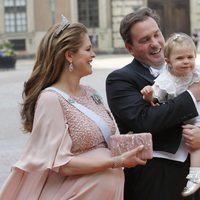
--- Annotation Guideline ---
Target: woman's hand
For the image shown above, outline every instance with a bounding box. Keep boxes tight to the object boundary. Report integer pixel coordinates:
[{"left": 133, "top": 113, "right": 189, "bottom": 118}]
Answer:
[
  {"left": 60, "top": 145, "right": 147, "bottom": 176},
  {"left": 182, "top": 124, "right": 200, "bottom": 151},
  {"left": 119, "top": 145, "right": 147, "bottom": 168}
]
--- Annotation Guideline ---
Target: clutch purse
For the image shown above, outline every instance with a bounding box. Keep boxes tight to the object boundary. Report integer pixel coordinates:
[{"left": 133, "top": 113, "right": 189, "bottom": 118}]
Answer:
[{"left": 110, "top": 132, "right": 153, "bottom": 160}]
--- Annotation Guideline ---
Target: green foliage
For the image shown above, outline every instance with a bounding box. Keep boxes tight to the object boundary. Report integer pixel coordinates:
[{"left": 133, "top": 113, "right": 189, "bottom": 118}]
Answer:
[{"left": 0, "top": 41, "right": 15, "bottom": 57}]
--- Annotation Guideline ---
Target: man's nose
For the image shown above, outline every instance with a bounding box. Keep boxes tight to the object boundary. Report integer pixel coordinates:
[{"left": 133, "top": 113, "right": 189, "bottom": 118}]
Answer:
[{"left": 150, "top": 37, "right": 159, "bottom": 47}]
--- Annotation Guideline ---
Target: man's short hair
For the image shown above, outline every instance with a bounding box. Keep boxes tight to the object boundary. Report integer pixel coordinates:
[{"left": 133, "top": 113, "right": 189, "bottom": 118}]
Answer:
[{"left": 120, "top": 7, "right": 160, "bottom": 44}]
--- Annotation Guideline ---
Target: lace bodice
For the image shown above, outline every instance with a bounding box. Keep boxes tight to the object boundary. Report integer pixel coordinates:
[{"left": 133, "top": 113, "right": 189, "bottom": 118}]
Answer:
[{"left": 55, "top": 85, "right": 116, "bottom": 154}]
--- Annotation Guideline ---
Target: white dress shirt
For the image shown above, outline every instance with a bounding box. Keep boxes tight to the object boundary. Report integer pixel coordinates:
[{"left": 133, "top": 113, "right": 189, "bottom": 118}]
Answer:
[{"left": 149, "top": 66, "right": 165, "bottom": 77}]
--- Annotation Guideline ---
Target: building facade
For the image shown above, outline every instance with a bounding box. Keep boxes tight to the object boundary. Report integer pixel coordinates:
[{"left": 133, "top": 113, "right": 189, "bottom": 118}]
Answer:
[{"left": 0, "top": 0, "right": 200, "bottom": 56}]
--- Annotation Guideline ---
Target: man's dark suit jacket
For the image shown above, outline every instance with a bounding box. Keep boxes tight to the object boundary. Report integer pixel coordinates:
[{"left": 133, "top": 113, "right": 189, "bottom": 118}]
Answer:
[{"left": 106, "top": 59, "right": 198, "bottom": 153}]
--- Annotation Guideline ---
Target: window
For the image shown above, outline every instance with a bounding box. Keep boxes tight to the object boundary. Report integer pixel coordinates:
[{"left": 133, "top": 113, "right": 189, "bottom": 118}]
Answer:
[
  {"left": 9, "top": 39, "right": 26, "bottom": 50},
  {"left": 4, "top": 0, "right": 14, "bottom": 7},
  {"left": 4, "top": 0, "right": 27, "bottom": 32},
  {"left": 89, "top": 34, "right": 98, "bottom": 47},
  {"left": 16, "top": 0, "right": 26, "bottom": 6},
  {"left": 78, "top": 0, "right": 99, "bottom": 28}
]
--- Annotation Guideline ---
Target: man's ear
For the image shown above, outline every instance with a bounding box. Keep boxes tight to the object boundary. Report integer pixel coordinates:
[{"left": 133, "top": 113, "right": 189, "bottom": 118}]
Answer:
[
  {"left": 64, "top": 51, "right": 73, "bottom": 63},
  {"left": 125, "top": 42, "right": 134, "bottom": 54}
]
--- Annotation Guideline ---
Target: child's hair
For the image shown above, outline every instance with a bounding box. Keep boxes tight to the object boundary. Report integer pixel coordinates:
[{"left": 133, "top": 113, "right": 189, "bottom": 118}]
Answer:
[{"left": 164, "top": 32, "right": 196, "bottom": 59}]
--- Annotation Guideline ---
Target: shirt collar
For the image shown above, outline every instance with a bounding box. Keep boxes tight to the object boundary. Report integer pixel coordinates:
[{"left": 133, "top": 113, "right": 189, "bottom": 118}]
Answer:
[
  {"left": 142, "top": 64, "right": 165, "bottom": 77},
  {"left": 149, "top": 66, "right": 165, "bottom": 77}
]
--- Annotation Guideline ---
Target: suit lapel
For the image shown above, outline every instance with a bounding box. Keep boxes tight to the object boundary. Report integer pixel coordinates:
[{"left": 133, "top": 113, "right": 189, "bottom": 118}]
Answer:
[{"left": 129, "top": 59, "right": 155, "bottom": 84}]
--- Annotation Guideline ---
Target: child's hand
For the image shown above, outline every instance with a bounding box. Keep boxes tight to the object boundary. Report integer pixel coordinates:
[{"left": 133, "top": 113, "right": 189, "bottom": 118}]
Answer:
[
  {"left": 141, "top": 86, "right": 159, "bottom": 106},
  {"left": 141, "top": 86, "right": 154, "bottom": 102},
  {"left": 150, "top": 101, "right": 160, "bottom": 107}
]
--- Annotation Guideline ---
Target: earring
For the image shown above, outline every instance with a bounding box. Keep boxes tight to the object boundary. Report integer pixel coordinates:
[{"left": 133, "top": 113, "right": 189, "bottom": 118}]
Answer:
[{"left": 69, "top": 62, "right": 74, "bottom": 72}]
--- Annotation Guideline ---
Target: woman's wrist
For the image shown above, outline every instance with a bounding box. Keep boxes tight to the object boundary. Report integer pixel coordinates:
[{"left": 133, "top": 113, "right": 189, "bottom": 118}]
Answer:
[{"left": 112, "top": 156, "right": 124, "bottom": 168}]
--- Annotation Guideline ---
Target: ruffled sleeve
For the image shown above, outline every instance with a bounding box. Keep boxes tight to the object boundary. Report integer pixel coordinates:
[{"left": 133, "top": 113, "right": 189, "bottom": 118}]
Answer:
[
  {"left": 14, "top": 91, "right": 73, "bottom": 173},
  {"left": 152, "top": 70, "right": 177, "bottom": 102},
  {"left": 193, "top": 67, "right": 200, "bottom": 83}
]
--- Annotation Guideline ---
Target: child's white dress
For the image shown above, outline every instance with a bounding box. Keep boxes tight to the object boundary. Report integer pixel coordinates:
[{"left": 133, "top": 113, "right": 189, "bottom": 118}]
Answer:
[{"left": 152, "top": 67, "right": 200, "bottom": 126}]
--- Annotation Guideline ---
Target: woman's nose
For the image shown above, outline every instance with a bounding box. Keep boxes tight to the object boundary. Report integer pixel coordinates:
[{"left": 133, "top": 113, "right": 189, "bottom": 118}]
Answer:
[{"left": 91, "top": 50, "right": 96, "bottom": 58}]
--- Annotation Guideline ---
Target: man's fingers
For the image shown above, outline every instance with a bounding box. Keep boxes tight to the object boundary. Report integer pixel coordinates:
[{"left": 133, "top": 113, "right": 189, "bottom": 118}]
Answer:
[{"left": 182, "top": 124, "right": 196, "bottom": 129}]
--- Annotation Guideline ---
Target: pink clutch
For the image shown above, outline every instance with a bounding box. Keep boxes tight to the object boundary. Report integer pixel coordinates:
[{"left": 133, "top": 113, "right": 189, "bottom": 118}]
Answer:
[{"left": 110, "top": 132, "right": 153, "bottom": 160}]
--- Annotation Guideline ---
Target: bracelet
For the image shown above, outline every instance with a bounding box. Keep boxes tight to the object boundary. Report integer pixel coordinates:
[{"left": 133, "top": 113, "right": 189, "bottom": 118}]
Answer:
[{"left": 112, "top": 156, "right": 123, "bottom": 168}]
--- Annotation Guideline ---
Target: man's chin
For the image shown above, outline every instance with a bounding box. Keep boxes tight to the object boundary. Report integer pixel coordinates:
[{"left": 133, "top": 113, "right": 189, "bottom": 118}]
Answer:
[{"left": 150, "top": 59, "right": 165, "bottom": 67}]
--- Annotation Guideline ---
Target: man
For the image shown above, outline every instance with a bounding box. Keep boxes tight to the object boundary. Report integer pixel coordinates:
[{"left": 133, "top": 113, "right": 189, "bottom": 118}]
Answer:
[{"left": 106, "top": 7, "right": 200, "bottom": 200}]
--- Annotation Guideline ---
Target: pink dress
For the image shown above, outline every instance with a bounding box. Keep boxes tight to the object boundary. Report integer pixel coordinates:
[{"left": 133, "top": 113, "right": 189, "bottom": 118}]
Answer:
[{"left": 0, "top": 85, "right": 124, "bottom": 200}]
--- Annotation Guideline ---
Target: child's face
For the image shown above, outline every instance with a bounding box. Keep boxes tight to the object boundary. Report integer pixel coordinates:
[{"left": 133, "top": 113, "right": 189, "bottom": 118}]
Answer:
[{"left": 166, "top": 45, "right": 196, "bottom": 77}]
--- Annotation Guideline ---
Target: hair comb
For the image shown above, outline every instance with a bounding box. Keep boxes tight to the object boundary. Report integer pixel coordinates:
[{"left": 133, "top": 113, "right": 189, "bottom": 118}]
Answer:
[{"left": 171, "top": 33, "right": 188, "bottom": 41}]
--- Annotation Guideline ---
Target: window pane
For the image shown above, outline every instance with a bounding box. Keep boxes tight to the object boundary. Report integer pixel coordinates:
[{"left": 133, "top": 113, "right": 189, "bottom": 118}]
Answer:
[
  {"left": 89, "top": 0, "right": 99, "bottom": 27},
  {"left": 78, "top": 0, "right": 99, "bottom": 28},
  {"left": 16, "top": 0, "right": 26, "bottom": 6},
  {"left": 4, "top": 1, "right": 27, "bottom": 32},
  {"left": 4, "top": 0, "right": 14, "bottom": 7},
  {"left": 5, "top": 13, "right": 15, "bottom": 32},
  {"left": 10, "top": 39, "right": 26, "bottom": 50},
  {"left": 16, "top": 12, "right": 26, "bottom": 32}
]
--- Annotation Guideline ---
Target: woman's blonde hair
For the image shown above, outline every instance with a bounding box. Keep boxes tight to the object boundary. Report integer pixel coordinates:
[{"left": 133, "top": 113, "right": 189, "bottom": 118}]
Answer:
[
  {"left": 21, "top": 22, "right": 87, "bottom": 132},
  {"left": 164, "top": 32, "right": 196, "bottom": 59}
]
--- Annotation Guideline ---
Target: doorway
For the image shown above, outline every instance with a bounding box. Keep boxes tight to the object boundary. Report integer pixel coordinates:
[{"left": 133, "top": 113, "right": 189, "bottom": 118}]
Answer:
[{"left": 148, "top": 0, "right": 190, "bottom": 39}]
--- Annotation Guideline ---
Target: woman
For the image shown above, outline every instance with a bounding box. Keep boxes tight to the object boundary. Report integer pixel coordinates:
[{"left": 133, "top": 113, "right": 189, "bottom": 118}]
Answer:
[{"left": 0, "top": 16, "right": 146, "bottom": 200}]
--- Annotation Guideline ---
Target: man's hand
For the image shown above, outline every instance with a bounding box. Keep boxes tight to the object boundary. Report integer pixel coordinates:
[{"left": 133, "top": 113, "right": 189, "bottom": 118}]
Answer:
[
  {"left": 182, "top": 124, "right": 200, "bottom": 151},
  {"left": 189, "top": 82, "right": 200, "bottom": 101}
]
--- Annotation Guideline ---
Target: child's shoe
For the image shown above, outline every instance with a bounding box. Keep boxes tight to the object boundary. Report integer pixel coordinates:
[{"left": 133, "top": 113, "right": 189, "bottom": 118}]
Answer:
[{"left": 182, "top": 168, "right": 200, "bottom": 197}]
